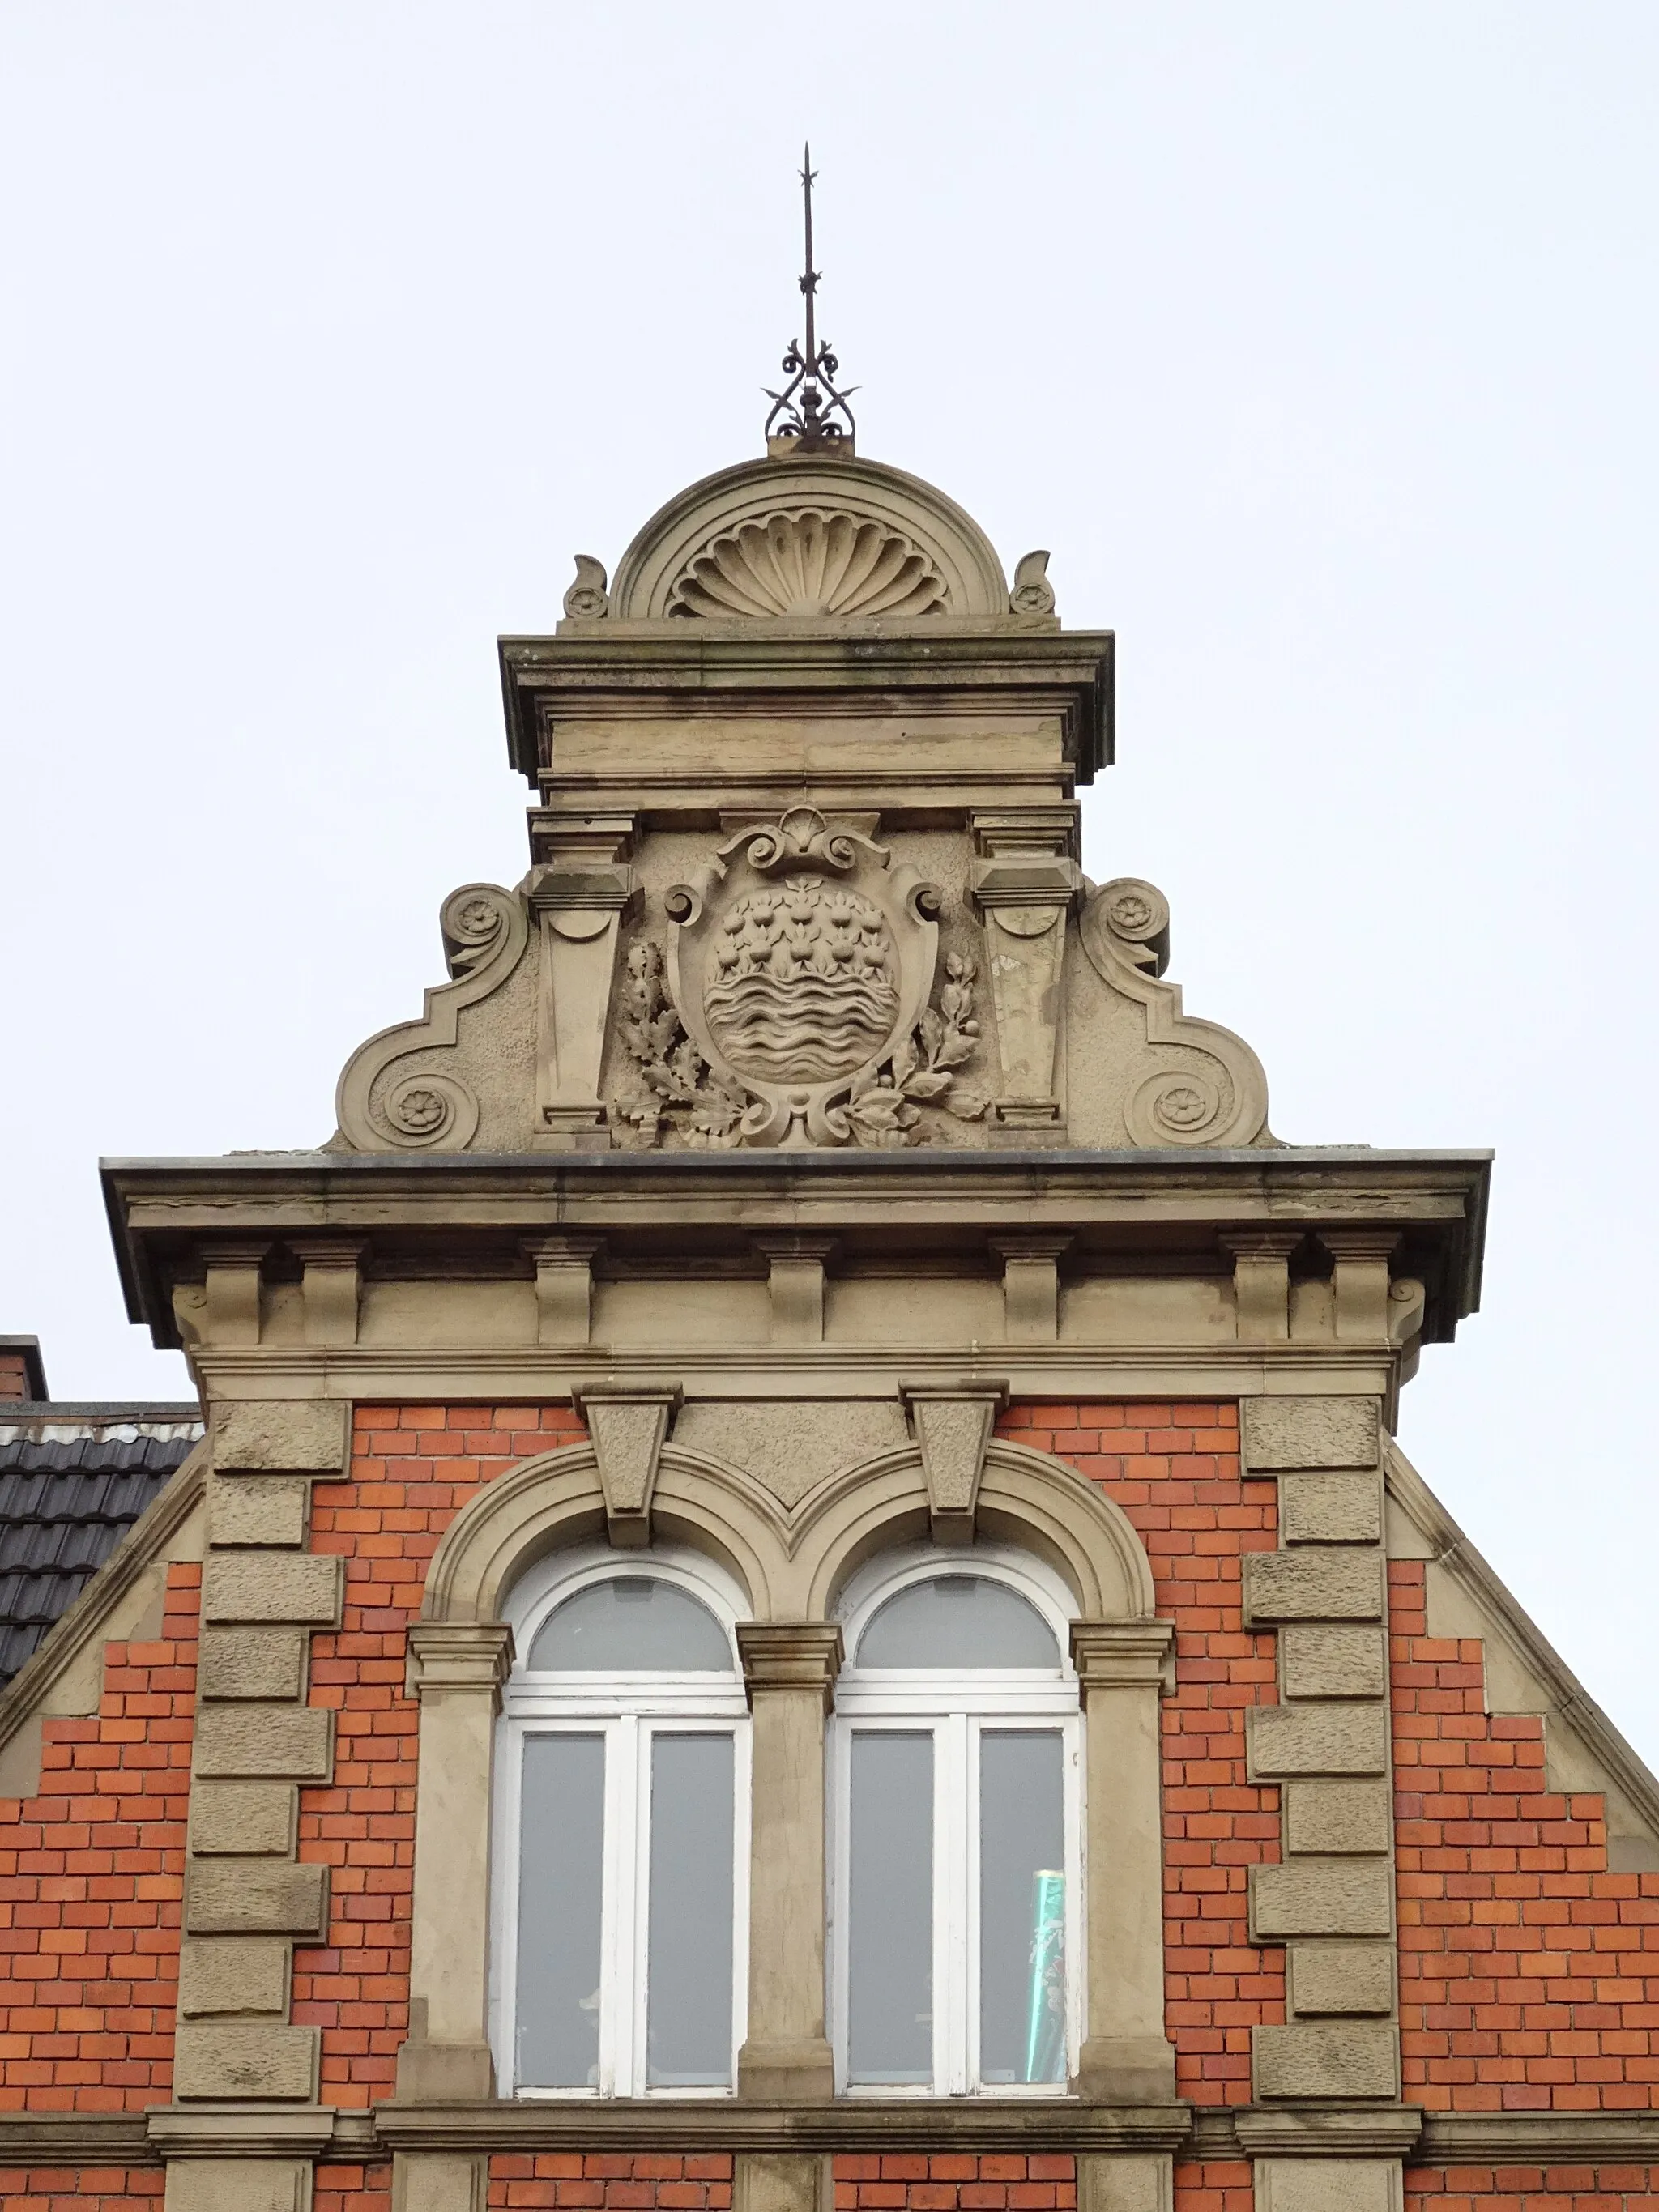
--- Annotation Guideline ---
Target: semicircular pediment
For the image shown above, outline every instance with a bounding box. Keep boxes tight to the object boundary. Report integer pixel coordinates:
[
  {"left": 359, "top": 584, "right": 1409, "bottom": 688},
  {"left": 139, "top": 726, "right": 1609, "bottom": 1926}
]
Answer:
[{"left": 608, "top": 454, "right": 1011, "bottom": 622}]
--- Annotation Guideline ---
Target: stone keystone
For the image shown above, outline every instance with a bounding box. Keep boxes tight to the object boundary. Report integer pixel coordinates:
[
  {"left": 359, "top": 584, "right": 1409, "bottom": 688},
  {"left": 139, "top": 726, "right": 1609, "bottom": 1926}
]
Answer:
[
  {"left": 573, "top": 1380, "right": 683, "bottom": 1547},
  {"left": 900, "top": 1378, "right": 1009, "bottom": 1543}
]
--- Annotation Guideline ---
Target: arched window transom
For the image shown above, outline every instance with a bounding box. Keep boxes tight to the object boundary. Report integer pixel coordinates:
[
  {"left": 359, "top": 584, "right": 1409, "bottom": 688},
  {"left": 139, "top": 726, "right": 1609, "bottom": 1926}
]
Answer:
[
  {"left": 830, "top": 1545, "right": 1081, "bottom": 2099},
  {"left": 493, "top": 1545, "right": 750, "bottom": 2100}
]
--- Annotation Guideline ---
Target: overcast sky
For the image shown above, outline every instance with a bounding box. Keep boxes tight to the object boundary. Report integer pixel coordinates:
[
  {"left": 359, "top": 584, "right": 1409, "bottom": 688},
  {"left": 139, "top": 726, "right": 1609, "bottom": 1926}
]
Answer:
[{"left": 2, "top": 3, "right": 1656, "bottom": 1756}]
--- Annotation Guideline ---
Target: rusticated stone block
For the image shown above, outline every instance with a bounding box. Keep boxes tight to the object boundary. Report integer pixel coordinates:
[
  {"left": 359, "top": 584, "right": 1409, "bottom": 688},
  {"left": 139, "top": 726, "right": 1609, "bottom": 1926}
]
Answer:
[
  {"left": 189, "top": 1779, "right": 296, "bottom": 1856},
  {"left": 207, "top": 1473, "right": 310, "bottom": 1549},
  {"left": 1243, "top": 1397, "right": 1380, "bottom": 1473},
  {"left": 1253, "top": 2019, "right": 1399, "bottom": 2100},
  {"left": 1288, "top": 1941, "right": 1395, "bottom": 2018},
  {"left": 164, "top": 2160, "right": 311, "bottom": 2212},
  {"left": 198, "top": 1625, "right": 310, "bottom": 1701},
  {"left": 212, "top": 1397, "right": 350, "bottom": 1476},
  {"left": 1279, "top": 1470, "right": 1382, "bottom": 1545},
  {"left": 1077, "top": 2154, "right": 1173, "bottom": 2212},
  {"left": 1250, "top": 1860, "right": 1393, "bottom": 1939},
  {"left": 1254, "top": 2159, "right": 1401, "bottom": 2212},
  {"left": 177, "top": 1935, "right": 290, "bottom": 2018},
  {"left": 1247, "top": 1702, "right": 1388, "bottom": 1778},
  {"left": 194, "top": 1704, "right": 333, "bottom": 1781},
  {"left": 394, "top": 2154, "right": 491, "bottom": 2212},
  {"left": 733, "top": 2153, "right": 829, "bottom": 2212},
  {"left": 1243, "top": 1548, "right": 1384, "bottom": 1623},
  {"left": 202, "top": 1550, "right": 342, "bottom": 1626},
  {"left": 1283, "top": 1779, "right": 1392, "bottom": 1856},
  {"left": 172, "top": 2018, "right": 319, "bottom": 2101},
  {"left": 1279, "top": 1624, "right": 1388, "bottom": 1701},
  {"left": 186, "top": 1857, "right": 328, "bottom": 1938}
]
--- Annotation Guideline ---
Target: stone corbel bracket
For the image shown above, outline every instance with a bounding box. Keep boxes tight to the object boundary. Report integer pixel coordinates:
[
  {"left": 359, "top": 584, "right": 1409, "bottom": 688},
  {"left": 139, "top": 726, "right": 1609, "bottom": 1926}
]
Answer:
[
  {"left": 1078, "top": 877, "right": 1270, "bottom": 1148},
  {"left": 527, "top": 815, "right": 639, "bottom": 1149},
  {"left": 335, "top": 883, "right": 530, "bottom": 1152},
  {"left": 970, "top": 808, "right": 1081, "bottom": 1132},
  {"left": 572, "top": 1380, "right": 684, "bottom": 1546},
  {"left": 899, "top": 1377, "right": 1009, "bottom": 1544}
]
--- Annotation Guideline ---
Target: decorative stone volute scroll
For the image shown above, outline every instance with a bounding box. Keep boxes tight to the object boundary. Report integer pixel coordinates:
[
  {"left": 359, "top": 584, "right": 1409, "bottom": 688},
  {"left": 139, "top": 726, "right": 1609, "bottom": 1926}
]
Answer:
[
  {"left": 1077, "top": 876, "right": 1272, "bottom": 1149},
  {"left": 1010, "top": 549, "right": 1056, "bottom": 616},
  {"left": 603, "top": 454, "right": 1016, "bottom": 624},
  {"left": 334, "top": 884, "right": 529, "bottom": 1152},
  {"left": 562, "top": 553, "right": 609, "bottom": 620}
]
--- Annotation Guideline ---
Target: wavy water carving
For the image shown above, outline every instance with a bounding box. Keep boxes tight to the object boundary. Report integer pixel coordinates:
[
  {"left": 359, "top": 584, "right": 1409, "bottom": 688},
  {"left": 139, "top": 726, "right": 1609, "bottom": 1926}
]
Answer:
[
  {"left": 704, "top": 880, "right": 898, "bottom": 1082},
  {"left": 667, "top": 509, "right": 949, "bottom": 620}
]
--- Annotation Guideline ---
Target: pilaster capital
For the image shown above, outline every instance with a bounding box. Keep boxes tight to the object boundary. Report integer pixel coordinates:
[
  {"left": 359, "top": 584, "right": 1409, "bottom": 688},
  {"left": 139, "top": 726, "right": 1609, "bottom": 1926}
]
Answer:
[
  {"left": 286, "top": 1236, "right": 369, "bottom": 1268},
  {"left": 1070, "top": 1619, "right": 1176, "bottom": 1693},
  {"left": 522, "top": 1234, "right": 606, "bottom": 1266},
  {"left": 406, "top": 1621, "right": 515, "bottom": 1702},
  {"left": 1219, "top": 1231, "right": 1304, "bottom": 1262},
  {"left": 751, "top": 1234, "right": 841, "bottom": 1265},
  {"left": 737, "top": 1622, "right": 844, "bottom": 1707},
  {"left": 987, "top": 1233, "right": 1074, "bottom": 1266},
  {"left": 1318, "top": 1230, "right": 1401, "bottom": 1264}
]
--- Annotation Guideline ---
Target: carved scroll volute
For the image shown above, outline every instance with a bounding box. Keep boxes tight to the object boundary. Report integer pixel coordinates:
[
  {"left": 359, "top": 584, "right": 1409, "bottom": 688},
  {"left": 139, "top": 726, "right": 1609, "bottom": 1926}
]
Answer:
[
  {"left": 970, "top": 809, "right": 1081, "bottom": 1131},
  {"left": 528, "top": 818, "right": 639, "bottom": 1150}
]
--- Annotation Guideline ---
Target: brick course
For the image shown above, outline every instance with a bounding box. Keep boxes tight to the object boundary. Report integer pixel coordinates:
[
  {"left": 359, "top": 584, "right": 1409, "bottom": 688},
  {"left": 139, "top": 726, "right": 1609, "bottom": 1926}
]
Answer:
[
  {"left": 0, "top": 1563, "right": 197, "bottom": 2112},
  {"left": 1405, "top": 2167, "right": 1659, "bottom": 2210},
  {"left": 0, "top": 2170, "right": 164, "bottom": 2210},
  {"left": 488, "top": 2151, "right": 733, "bottom": 2209}
]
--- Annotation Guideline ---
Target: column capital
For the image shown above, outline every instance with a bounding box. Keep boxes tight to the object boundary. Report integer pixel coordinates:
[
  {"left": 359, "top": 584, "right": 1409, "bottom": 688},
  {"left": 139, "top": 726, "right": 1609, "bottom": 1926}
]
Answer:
[
  {"left": 1071, "top": 1619, "right": 1176, "bottom": 1692},
  {"left": 1319, "top": 1230, "right": 1401, "bottom": 1264},
  {"left": 737, "top": 1622, "right": 844, "bottom": 1707},
  {"left": 406, "top": 1621, "right": 514, "bottom": 1702}
]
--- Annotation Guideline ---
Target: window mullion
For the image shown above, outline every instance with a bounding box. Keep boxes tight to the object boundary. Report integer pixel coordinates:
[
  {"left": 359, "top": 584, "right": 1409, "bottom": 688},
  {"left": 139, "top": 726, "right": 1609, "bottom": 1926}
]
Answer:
[
  {"left": 939, "top": 1711, "right": 969, "bottom": 2096},
  {"left": 599, "top": 1714, "right": 638, "bottom": 2096}
]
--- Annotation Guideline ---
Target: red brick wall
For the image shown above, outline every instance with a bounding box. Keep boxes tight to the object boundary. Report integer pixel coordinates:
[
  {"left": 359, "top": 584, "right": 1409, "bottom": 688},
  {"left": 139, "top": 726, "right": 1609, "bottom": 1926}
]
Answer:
[
  {"left": 488, "top": 2152, "right": 732, "bottom": 2209},
  {"left": 0, "top": 2169, "right": 163, "bottom": 2209},
  {"left": 296, "top": 1404, "right": 586, "bottom": 2111},
  {"left": 998, "top": 1400, "right": 1282, "bottom": 2119},
  {"left": 1392, "top": 1560, "right": 1659, "bottom": 2115},
  {"left": 0, "top": 1349, "right": 30, "bottom": 1402},
  {"left": 0, "top": 1562, "right": 197, "bottom": 2112},
  {"left": 1405, "top": 2167, "right": 1659, "bottom": 2209},
  {"left": 832, "top": 2154, "right": 1073, "bottom": 2211}
]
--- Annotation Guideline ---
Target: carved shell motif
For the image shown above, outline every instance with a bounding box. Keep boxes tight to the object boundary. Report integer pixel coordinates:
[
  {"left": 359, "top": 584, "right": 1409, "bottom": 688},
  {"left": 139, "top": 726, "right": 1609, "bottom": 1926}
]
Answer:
[{"left": 667, "top": 509, "right": 949, "bottom": 620}]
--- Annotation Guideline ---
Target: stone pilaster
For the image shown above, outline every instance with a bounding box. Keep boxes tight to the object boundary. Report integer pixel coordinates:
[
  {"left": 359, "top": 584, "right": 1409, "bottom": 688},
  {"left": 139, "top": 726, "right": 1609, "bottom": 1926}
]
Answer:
[
  {"left": 527, "top": 814, "right": 638, "bottom": 1149},
  {"left": 1242, "top": 1395, "right": 1401, "bottom": 2125},
  {"left": 970, "top": 808, "right": 1081, "bottom": 1131},
  {"left": 735, "top": 1622, "right": 843, "bottom": 2101},
  {"left": 1070, "top": 1622, "right": 1179, "bottom": 2103}
]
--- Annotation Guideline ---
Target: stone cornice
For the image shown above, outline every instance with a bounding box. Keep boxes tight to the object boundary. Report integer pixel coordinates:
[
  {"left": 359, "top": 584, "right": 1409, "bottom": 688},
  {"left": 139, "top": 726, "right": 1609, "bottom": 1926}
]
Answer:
[
  {"left": 371, "top": 2098, "right": 1194, "bottom": 2154},
  {"left": 103, "top": 1145, "right": 1490, "bottom": 1352}
]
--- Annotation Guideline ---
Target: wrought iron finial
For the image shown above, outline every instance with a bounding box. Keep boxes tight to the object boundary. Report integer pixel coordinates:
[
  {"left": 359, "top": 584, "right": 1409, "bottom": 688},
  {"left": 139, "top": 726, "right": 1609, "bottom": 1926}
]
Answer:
[{"left": 763, "top": 143, "right": 858, "bottom": 454}]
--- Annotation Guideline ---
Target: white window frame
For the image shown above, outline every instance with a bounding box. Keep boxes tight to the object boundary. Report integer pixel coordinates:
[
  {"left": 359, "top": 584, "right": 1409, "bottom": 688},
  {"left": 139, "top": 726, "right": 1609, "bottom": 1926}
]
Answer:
[
  {"left": 490, "top": 1543, "right": 751, "bottom": 2099},
  {"left": 829, "top": 1543, "right": 1083, "bottom": 2099}
]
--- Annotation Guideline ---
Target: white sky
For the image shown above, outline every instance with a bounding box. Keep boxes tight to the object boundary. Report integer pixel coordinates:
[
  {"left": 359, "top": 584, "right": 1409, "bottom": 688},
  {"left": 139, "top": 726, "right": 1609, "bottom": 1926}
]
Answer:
[{"left": 2, "top": 4, "right": 1657, "bottom": 1756}]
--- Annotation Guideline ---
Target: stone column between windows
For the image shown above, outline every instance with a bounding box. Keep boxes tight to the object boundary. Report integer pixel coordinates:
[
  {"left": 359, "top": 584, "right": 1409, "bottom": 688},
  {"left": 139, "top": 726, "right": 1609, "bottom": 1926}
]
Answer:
[
  {"left": 396, "top": 1620, "right": 517, "bottom": 2099},
  {"left": 1239, "top": 1377, "right": 1418, "bottom": 2212},
  {"left": 734, "top": 1621, "right": 843, "bottom": 2102},
  {"left": 1069, "top": 1619, "right": 1179, "bottom": 2106}
]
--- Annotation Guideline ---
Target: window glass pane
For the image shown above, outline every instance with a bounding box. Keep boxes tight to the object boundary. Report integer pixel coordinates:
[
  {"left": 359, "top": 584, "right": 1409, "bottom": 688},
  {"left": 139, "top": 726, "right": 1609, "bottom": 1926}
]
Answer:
[
  {"left": 515, "top": 1733, "right": 605, "bottom": 2089},
  {"left": 646, "top": 1733, "right": 735, "bottom": 2087},
  {"left": 855, "top": 1575, "right": 1060, "bottom": 1669},
  {"left": 847, "top": 1732, "right": 933, "bottom": 2085},
  {"left": 527, "top": 1577, "right": 733, "bottom": 1671},
  {"left": 979, "top": 1731, "right": 1066, "bottom": 2086}
]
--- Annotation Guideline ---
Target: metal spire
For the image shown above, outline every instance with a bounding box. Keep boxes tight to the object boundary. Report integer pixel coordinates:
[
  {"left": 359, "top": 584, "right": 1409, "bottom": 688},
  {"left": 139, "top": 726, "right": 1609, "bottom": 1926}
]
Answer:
[{"left": 764, "top": 144, "right": 857, "bottom": 454}]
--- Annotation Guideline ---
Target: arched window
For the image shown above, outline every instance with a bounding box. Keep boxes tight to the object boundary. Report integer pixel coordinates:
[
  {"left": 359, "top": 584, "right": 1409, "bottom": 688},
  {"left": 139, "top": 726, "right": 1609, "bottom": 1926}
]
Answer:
[
  {"left": 830, "top": 1545, "right": 1081, "bottom": 2098},
  {"left": 492, "top": 1545, "right": 750, "bottom": 2099}
]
